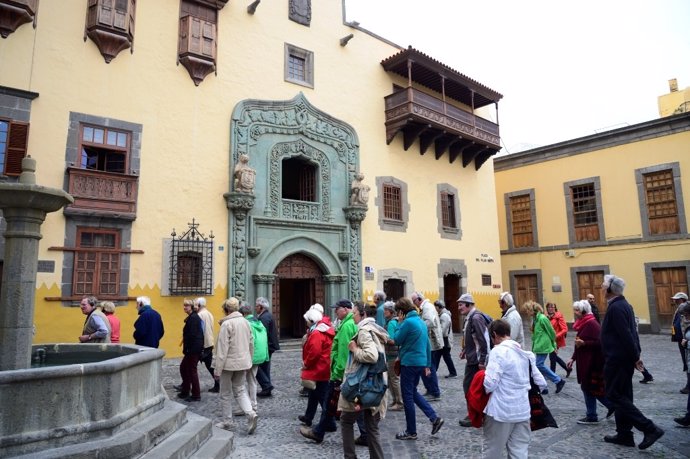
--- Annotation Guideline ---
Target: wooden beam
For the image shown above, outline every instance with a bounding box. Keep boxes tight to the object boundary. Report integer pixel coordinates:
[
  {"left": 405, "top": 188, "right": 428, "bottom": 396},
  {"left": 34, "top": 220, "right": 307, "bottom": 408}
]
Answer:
[
  {"left": 448, "top": 139, "right": 471, "bottom": 164},
  {"left": 403, "top": 124, "right": 427, "bottom": 151},
  {"left": 461, "top": 144, "right": 482, "bottom": 168},
  {"left": 434, "top": 135, "right": 454, "bottom": 159},
  {"left": 419, "top": 129, "right": 443, "bottom": 155},
  {"left": 474, "top": 149, "right": 497, "bottom": 170}
]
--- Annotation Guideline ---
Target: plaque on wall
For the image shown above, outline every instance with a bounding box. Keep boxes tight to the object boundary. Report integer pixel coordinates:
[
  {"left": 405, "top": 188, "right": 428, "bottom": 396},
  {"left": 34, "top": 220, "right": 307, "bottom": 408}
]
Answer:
[
  {"left": 37, "top": 260, "right": 55, "bottom": 273},
  {"left": 289, "top": 0, "right": 311, "bottom": 26}
]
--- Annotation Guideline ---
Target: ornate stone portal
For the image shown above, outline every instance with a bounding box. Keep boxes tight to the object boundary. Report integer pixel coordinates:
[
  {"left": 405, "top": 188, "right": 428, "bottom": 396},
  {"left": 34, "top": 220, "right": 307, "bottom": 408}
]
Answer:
[{"left": 225, "top": 93, "right": 365, "bottom": 307}]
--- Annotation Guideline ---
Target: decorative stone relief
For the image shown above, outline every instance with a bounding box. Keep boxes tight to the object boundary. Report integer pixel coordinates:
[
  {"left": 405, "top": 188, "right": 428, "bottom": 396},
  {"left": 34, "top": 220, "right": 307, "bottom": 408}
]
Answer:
[
  {"left": 350, "top": 172, "right": 370, "bottom": 206},
  {"left": 224, "top": 191, "right": 255, "bottom": 300},
  {"left": 289, "top": 0, "right": 311, "bottom": 26}
]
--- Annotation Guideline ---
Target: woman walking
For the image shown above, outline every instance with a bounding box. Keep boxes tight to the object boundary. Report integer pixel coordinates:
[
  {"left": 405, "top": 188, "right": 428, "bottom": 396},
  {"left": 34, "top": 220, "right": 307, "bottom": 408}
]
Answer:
[
  {"left": 483, "top": 319, "right": 547, "bottom": 458},
  {"left": 339, "top": 303, "right": 388, "bottom": 459},
  {"left": 522, "top": 301, "right": 565, "bottom": 394},
  {"left": 390, "top": 297, "right": 444, "bottom": 440},
  {"left": 102, "top": 301, "right": 121, "bottom": 343},
  {"left": 547, "top": 302, "right": 570, "bottom": 377},
  {"left": 383, "top": 301, "right": 403, "bottom": 410},
  {"left": 566, "top": 300, "right": 614, "bottom": 424},
  {"left": 178, "top": 299, "right": 203, "bottom": 402},
  {"left": 299, "top": 305, "right": 334, "bottom": 427}
]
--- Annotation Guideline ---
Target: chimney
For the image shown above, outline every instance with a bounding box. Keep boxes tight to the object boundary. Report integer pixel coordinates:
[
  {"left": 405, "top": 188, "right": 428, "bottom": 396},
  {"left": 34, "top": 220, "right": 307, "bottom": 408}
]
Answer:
[{"left": 669, "top": 78, "right": 678, "bottom": 92}]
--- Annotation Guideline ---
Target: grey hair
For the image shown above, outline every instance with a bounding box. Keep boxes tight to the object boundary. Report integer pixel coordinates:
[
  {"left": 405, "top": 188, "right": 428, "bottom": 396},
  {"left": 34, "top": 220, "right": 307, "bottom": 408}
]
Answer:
[
  {"left": 83, "top": 296, "right": 98, "bottom": 307},
  {"left": 223, "top": 297, "right": 240, "bottom": 313},
  {"left": 499, "top": 292, "right": 514, "bottom": 307},
  {"left": 603, "top": 274, "right": 626, "bottom": 295},
  {"left": 239, "top": 304, "right": 252, "bottom": 316},
  {"left": 572, "top": 300, "right": 591, "bottom": 315},
  {"left": 195, "top": 297, "right": 206, "bottom": 308},
  {"left": 383, "top": 301, "right": 396, "bottom": 312},
  {"left": 101, "top": 301, "right": 116, "bottom": 313},
  {"left": 255, "top": 297, "right": 269, "bottom": 309},
  {"left": 136, "top": 296, "right": 151, "bottom": 306},
  {"left": 373, "top": 290, "right": 386, "bottom": 302},
  {"left": 411, "top": 291, "right": 424, "bottom": 302}
]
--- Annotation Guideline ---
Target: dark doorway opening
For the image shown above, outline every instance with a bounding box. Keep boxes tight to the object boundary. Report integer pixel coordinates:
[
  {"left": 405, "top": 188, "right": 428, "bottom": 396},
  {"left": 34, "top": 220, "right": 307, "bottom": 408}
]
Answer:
[
  {"left": 443, "top": 274, "right": 462, "bottom": 333},
  {"left": 278, "top": 278, "right": 314, "bottom": 338},
  {"left": 383, "top": 278, "right": 405, "bottom": 301}
]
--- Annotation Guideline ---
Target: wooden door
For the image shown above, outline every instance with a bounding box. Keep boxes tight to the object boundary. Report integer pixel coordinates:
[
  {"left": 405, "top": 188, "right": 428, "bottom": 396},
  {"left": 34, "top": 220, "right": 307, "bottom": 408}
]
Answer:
[
  {"left": 577, "top": 271, "right": 606, "bottom": 315},
  {"left": 515, "top": 274, "right": 539, "bottom": 309},
  {"left": 443, "top": 274, "right": 462, "bottom": 333},
  {"left": 653, "top": 267, "right": 688, "bottom": 327}
]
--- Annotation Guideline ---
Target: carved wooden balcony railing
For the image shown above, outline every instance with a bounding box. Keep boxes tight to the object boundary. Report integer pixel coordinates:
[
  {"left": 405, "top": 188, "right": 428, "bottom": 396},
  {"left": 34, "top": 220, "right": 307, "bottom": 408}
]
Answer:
[
  {"left": 385, "top": 87, "right": 501, "bottom": 170},
  {"left": 65, "top": 167, "right": 138, "bottom": 220}
]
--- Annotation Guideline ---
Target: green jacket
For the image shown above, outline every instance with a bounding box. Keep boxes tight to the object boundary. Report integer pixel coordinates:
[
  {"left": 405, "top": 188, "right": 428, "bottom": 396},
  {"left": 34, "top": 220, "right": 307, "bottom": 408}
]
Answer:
[
  {"left": 532, "top": 312, "right": 557, "bottom": 354},
  {"left": 246, "top": 315, "right": 269, "bottom": 365},
  {"left": 330, "top": 312, "right": 357, "bottom": 381}
]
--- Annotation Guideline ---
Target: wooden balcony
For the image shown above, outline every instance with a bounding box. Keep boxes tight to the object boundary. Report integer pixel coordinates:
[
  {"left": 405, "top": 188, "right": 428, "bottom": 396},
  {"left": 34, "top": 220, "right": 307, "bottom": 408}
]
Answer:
[
  {"left": 65, "top": 167, "right": 138, "bottom": 220},
  {"left": 385, "top": 87, "right": 501, "bottom": 170}
]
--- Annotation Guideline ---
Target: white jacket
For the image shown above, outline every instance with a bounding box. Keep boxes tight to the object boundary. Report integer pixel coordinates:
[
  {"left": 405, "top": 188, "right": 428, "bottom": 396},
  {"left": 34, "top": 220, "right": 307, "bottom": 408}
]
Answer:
[
  {"left": 483, "top": 339, "right": 546, "bottom": 423},
  {"left": 502, "top": 306, "right": 525, "bottom": 348},
  {"left": 420, "top": 299, "right": 444, "bottom": 351}
]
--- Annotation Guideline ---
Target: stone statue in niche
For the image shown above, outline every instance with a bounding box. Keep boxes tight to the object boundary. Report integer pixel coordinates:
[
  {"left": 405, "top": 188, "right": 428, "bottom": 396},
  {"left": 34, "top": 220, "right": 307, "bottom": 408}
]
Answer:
[
  {"left": 234, "top": 154, "right": 256, "bottom": 193},
  {"left": 289, "top": 0, "right": 311, "bottom": 26},
  {"left": 350, "top": 172, "right": 370, "bottom": 206}
]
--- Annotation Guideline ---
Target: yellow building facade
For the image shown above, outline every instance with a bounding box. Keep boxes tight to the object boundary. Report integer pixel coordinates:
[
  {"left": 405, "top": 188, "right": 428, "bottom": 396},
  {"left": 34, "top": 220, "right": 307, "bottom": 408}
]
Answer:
[
  {"left": 0, "top": 0, "right": 504, "bottom": 356},
  {"left": 494, "top": 96, "right": 690, "bottom": 330}
]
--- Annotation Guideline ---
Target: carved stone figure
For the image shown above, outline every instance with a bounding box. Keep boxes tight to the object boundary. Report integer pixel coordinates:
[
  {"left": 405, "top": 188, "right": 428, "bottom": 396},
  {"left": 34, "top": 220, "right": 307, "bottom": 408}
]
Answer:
[
  {"left": 234, "top": 154, "right": 256, "bottom": 193},
  {"left": 350, "top": 172, "right": 370, "bottom": 206},
  {"left": 289, "top": 0, "right": 311, "bottom": 25}
]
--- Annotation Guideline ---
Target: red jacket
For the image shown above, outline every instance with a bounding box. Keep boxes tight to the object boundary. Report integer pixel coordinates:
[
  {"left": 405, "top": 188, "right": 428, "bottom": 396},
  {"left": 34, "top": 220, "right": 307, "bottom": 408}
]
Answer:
[
  {"left": 549, "top": 311, "right": 568, "bottom": 349},
  {"left": 301, "top": 317, "right": 335, "bottom": 382},
  {"left": 467, "top": 369, "right": 489, "bottom": 428}
]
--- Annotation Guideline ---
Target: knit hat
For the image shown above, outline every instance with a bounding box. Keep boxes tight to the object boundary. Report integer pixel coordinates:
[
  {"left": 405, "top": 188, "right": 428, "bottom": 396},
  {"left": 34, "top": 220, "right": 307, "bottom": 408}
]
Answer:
[{"left": 457, "top": 293, "right": 475, "bottom": 304}]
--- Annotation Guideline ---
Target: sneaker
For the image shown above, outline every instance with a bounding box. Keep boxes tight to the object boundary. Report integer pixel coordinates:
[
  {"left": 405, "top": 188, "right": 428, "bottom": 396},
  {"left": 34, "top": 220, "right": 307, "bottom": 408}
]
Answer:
[
  {"left": 639, "top": 376, "right": 653, "bottom": 384},
  {"left": 354, "top": 435, "right": 368, "bottom": 446},
  {"left": 605, "top": 408, "right": 615, "bottom": 419},
  {"left": 395, "top": 431, "right": 417, "bottom": 440},
  {"left": 638, "top": 426, "right": 664, "bottom": 450},
  {"left": 232, "top": 410, "right": 245, "bottom": 417},
  {"left": 431, "top": 417, "right": 444, "bottom": 435},
  {"left": 208, "top": 386, "right": 220, "bottom": 393},
  {"left": 674, "top": 416, "right": 690, "bottom": 427},
  {"left": 424, "top": 393, "right": 441, "bottom": 401},
  {"left": 445, "top": 374, "right": 458, "bottom": 379},
  {"left": 299, "top": 426, "right": 323, "bottom": 443},
  {"left": 555, "top": 379, "right": 566, "bottom": 393},
  {"left": 458, "top": 417, "right": 472, "bottom": 427},
  {"left": 541, "top": 389, "right": 549, "bottom": 395},
  {"left": 603, "top": 434, "right": 635, "bottom": 447},
  {"left": 247, "top": 413, "right": 258, "bottom": 435},
  {"left": 298, "top": 415, "right": 312, "bottom": 426},
  {"left": 576, "top": 417, "right": 599, "bottom": 425},
  {"left": 257, "top": 389, "right": 273, "bottom": 397}
]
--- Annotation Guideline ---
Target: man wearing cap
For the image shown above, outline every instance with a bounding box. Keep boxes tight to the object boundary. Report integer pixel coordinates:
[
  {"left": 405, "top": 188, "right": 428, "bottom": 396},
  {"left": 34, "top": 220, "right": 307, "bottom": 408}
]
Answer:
[
  {"left": 457, "top": 293, "right": 490, "bottom": 427},
  {"left": 411, "top": 291, "right": 443, "bottom": 401},
  {"left": 498, "top": 292, "right": 524, "bottom": 348},
  {"left": 301, "top": 299, "right": 367, "bottom": 445},
  {"left": 600, "top": 274, "right": 664, "bottom": 450},
  {"left": 672, "top": 292, "right": 690, "bottom": 393}
]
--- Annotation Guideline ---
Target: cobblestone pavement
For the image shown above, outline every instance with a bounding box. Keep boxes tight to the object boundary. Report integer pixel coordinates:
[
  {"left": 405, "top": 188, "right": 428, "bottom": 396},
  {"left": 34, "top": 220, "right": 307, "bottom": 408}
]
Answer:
[{"left": 162, "top": 333, "right": 690, "bottom": 458}]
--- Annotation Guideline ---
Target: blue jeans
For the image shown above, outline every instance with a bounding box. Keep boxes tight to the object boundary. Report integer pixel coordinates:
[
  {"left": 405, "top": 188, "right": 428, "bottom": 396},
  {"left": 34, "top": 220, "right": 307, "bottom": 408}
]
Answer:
[
  {"left": 536, "top": 353, "right": 562, "bottom": 384},
  {"left": 583, "top": 387, "right": 613, "bottom": 420},
  {"left": 400, "top": 365, "right": 438, "bottom": 435},
  {"left": 303, "top": 380, "right": 329, "bottom": 422},
  {"left": 420, "top": 359, "right": 441, "bottom": 397}
]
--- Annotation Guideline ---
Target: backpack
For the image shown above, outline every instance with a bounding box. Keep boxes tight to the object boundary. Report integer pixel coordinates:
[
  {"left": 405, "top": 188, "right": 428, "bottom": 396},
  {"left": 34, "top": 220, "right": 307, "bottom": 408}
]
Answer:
[{"left": 340, "top": 331, "right": 388, "bottom": 408}]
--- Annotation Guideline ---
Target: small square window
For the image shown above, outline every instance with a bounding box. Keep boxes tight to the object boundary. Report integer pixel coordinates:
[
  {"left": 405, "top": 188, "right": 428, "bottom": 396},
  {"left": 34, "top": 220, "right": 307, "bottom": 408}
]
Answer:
[
  {"left": 481, "top": 274, "right": 492, "bottom": 286},
  {"left": 284, "top": 43, "right": 314, "bottom": 88}
]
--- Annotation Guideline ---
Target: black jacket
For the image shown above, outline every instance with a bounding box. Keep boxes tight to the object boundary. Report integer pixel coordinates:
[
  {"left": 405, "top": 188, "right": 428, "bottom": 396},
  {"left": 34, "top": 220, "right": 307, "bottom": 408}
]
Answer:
[
  {"left": 183, "top": 312, "right": 204, "bottom": 355},
  {"left": 258, "top": 310, "right": 280, "bottom": 353},
  {"left": 600, "top": 295, "right": 641, "bottom": 365}
]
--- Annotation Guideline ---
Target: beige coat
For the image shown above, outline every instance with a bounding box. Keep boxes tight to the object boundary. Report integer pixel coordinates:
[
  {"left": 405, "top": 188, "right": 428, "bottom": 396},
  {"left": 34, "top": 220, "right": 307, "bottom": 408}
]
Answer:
[
  {"left": 213, "top": 312, "right": 254, "bottom": 374},
  {"left": 197, "top": 307, "right": 215, "bottom": 349},
  {"left": 338, "top": 317, "right": 389, "bottom": 417}
]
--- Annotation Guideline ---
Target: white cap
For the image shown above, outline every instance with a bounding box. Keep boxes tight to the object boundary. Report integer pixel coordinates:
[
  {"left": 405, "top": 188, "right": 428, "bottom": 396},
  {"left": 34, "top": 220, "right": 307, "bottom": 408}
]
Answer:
[{"left": 671, "top": 292, "right": 689, "bottom": 300}]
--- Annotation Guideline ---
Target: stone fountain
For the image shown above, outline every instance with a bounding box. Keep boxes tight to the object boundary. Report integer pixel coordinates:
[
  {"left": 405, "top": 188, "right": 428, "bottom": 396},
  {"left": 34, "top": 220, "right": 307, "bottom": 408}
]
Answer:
[{"left": 0, "top": 158, "right": 232, "bottom": 458}]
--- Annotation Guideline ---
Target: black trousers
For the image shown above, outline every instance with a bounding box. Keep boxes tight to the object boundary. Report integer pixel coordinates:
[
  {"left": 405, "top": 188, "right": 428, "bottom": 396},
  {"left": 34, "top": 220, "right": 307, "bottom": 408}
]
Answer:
[
  {"left": 201, "top": 346, "right": 215, "bottom": 379},
  {"left": 604, "top": 361, "right": 655, "bottom": 436}
]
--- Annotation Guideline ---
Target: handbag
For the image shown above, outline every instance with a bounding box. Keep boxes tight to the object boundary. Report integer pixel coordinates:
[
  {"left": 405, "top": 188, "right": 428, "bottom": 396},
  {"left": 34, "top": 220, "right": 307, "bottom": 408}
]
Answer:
[
  {"left": 326, "top": 383, "right": 341, "bottom": 417},
  {"left": 528, "top": 362, "right": 558, "bottom": 431},
  {"left": 301, "top": 379, "right": 316, "bottom": 390}
]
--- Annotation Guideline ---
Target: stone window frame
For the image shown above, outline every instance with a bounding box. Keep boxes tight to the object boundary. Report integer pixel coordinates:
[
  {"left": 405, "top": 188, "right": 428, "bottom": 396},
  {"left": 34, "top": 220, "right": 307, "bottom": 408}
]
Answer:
[
  {"left": 436, "top": 183, "right": 461, "bottom": 240},
  {"left": 504, "top": 189, "right": 538, "bottom": 251},
  {"left": 375, "top": 176, "right": 409, "bottom": 232},
  {"left": 160, "top": 238, "right": 215, "bottom": 296},
  {"left": 569, "top": 265, "right": 610, "bottom": 302},
  {"left": 284, "top": 43, "right": 314, "bottom": 88},
  {"left": 635, "top": 162, "right": 687, "bottom": 241},
  {"left": 564, "top": 176, "right": 606, "bottom": 247},
  {"left": 508, "top": 268, "right": 544, "bottom": 306},
  {"left": 378, "top": 267, "right": 414, "bottom": 300}
]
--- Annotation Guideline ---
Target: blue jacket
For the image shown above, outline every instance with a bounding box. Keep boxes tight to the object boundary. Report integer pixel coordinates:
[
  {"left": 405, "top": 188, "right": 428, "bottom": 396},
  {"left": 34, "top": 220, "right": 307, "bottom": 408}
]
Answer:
[
  {"left": 393, "top": 310, "right": 431, "bottom": 367},
  {"left": 133, "top": 305, "right": 165, "bottom": 348}
]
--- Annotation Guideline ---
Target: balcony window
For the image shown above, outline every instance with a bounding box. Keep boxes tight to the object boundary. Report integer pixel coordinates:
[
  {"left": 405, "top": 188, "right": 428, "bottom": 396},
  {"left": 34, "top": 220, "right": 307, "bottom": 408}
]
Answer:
[
  {"left": 73, "top": 227, "right": 121, "bottom": 297},
  {"left": 0, "top": 0, "right": 39, "bottom": 39},
  {"left": 80, "top": 125, "right": 129, "bottom": 174},
  {"left": 85, "top": 0, "right": 136, "bottom": 63},
  {"left": 178, "top": 0, "right": 218, "bottom": 85}
]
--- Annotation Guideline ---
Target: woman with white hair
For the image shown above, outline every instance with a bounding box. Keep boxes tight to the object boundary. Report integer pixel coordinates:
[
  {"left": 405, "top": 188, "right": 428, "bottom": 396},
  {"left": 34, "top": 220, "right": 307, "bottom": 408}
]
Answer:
[
  {"left": 567, "top": 300, "right": 614, "bottom": 424},
  {"left": 298, "top": 304, "right": 335, "bottom": 427}
]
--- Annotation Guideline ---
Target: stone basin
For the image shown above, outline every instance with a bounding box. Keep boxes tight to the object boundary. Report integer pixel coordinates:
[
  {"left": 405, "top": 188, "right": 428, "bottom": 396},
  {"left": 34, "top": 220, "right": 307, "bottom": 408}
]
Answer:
[{"left": 0, "top": 344, "right": 166, "bottom": 457}]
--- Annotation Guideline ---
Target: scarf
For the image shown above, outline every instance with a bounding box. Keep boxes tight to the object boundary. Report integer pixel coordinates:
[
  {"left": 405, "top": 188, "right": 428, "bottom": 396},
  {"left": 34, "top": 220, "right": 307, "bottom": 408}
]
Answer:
[{"left": 573, "top": 313, "right": 595, "bottom": 332}]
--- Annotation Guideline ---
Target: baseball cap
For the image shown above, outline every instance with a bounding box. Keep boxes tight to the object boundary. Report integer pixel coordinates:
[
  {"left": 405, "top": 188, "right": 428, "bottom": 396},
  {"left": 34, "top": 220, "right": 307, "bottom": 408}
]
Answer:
[
  {"left": 331, "top": 299, "right": 353, "bottom": 309},
  {"left": 671, "top": 292, "right": 689, "bottom": 300}
]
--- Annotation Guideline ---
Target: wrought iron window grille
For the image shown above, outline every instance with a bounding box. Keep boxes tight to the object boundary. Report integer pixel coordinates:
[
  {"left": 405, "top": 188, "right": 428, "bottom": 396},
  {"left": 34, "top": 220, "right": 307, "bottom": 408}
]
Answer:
[{"left": 169, "top": 218, "right": 214, "bottom": 295}]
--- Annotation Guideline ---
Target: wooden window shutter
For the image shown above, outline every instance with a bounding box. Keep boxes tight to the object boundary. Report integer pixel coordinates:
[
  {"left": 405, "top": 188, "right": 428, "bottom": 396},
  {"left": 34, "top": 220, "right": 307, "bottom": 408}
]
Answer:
[
  {"left": 5, "top": 121, "right": 29, "bottom": 176},
  {"left": 202, "top": 20, "right": 215, "bottom": 58},
  {"left": 113, "top": 0, "right": 128, "bottom": 30},
  {"left": 98, "top": 0, "right": 114, "bottom": 27}
]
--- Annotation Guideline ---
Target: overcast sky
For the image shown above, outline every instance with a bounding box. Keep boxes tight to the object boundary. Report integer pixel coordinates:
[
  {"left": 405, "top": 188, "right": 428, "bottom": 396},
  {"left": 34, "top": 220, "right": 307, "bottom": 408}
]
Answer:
[{"left": 344, "top": 0, "right": 690, "bottom": 154}]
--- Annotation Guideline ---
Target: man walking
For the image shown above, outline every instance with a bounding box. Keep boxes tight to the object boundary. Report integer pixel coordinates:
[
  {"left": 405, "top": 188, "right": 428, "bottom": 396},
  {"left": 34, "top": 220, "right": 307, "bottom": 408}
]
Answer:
[
  {"left": 133, "top": 296, "right": 164, "bottom": 348},
  {"left": 374, "top": 290, "right": 386, "bottom": 327},
  {"left": 587, "top": 293, "right": 601, "bottom": 323},
  {"left": 412, "top": 291, "right": 442, "bottom": 401},
  {"left": 600, "top": 274, "right": 664, "bottom": 450},
  {"left": 255, "top": 297, "right": 279, "bottom": 397},
  {"left": 498, "top": 292, "right": 524, "bottom": 347},
  {"left": 671, "top": 292, "right": 689, "bottom": 393},
  {"left": 457, "top": 293, "right": 490, "bottom": 427},
  {"left": 196, "top": 297, "right": 219, "bottom": 393},
  {"left": 78, "top": 296, "right": 111, "bottom": 343},
  {"left": 433, "top": 300, "right": 457, "bottom": 378}
]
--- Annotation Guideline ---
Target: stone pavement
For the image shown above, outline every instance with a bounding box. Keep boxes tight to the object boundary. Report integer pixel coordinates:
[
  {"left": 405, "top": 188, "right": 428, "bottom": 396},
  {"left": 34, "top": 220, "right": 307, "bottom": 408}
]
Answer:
[{"left": 162, "top": 333, "right": 690, "bottom": 458}]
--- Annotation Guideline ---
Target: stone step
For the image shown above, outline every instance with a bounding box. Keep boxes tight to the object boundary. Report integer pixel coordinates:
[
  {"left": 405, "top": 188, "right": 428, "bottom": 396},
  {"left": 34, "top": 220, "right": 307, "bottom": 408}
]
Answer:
[
  {"left": 14, "top": 400, "right": 187, "bottom": 459},
  {"left": 139, "top": 411, "right": 212, "bottom": 459},
  {"left": 189, "top": 427, "right": 234, "bottom": 459}
]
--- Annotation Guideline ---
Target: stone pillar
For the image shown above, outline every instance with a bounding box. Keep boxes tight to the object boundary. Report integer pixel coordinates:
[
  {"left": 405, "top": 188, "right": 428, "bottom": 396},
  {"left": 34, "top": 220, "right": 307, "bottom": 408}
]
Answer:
[
  {"left": 224, "top": 191, "right": 255, "bottom": 301},
  {"left": 323, "top": 274, "right": 347, "bottom": 320},
  {"left": 343, "top": 205, "right": 367, "bottom": 301},
  {"left": 0, "top": 157, "right": 73, "bottom": 370},
  {"left": 252, "top": 273, "right": 276, "bottom": 307}
]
